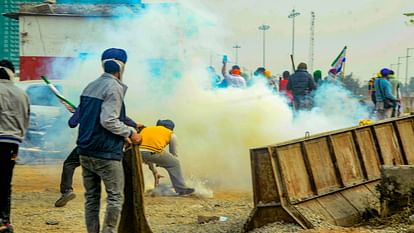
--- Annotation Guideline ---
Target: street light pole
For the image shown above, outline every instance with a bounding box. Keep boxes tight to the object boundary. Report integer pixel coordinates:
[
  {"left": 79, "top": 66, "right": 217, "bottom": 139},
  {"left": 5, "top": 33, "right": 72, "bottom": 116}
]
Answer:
[
  {"left": 288, "top": 8, "right": 300, "bottom": 57},
  {"left": 258, "top": 24, "right": 270, "bottom": 67},
  {"left": 406, "top": 48, "right": 414, "bottom": 86},
  {"left": 232, "top": 44, "right": 241, "bottom": 64}
]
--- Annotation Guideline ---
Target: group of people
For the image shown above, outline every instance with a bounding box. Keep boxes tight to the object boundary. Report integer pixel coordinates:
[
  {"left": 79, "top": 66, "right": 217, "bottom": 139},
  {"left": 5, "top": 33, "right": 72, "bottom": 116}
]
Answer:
[
  {"left": 211, "top": 59, "right": 324, "bottom": 112},
  {"left": 0, "top": 48, "right": 195, "bottom": 233},
  {"left": 216, "top": 57, "right": 405, "bottom": 120},
  {"left": 368, "top": 68, "right": 402, "bottom": 120},
  {"left": 209, "top": 56, "right": 353, "bottom": 113}
]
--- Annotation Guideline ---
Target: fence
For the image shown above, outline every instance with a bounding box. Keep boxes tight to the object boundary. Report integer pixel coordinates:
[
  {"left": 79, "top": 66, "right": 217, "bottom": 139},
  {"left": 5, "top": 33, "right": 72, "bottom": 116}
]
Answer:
[{"left": 244, "top": 115, "right": 414, "bottom": 231}]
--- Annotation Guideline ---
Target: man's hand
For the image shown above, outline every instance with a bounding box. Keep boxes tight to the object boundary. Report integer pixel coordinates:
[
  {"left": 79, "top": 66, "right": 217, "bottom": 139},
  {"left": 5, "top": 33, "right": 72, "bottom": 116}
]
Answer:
[
  {"left": 130, "top": 132, "right": 142, "bottom": 144},
  {"left": 153, "top": 171, "right": 164, "bottom": 187},
  {"left": 136, "top": 123, "right": 145, "bottom": 133},
  {"left": 124, "top": 137, "right": 132, "bottom": 144}
]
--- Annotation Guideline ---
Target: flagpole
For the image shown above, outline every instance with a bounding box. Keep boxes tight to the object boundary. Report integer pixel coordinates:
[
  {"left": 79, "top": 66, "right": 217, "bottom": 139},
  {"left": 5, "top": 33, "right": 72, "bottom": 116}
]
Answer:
[{"left": 340, "top": 46, "right": 347, "bottom": 79}]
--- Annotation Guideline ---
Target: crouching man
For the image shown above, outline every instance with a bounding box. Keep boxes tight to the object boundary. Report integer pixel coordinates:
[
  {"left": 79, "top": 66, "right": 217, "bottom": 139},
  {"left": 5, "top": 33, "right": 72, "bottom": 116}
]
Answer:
[{"left": 140, "top": 120, "right": 195, "bottom": 196}]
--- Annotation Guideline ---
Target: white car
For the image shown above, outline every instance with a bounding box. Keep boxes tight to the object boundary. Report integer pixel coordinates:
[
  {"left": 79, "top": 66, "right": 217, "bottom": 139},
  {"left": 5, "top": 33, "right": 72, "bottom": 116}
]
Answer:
[{"left": 15, "top": 81, "right": 76, "bottom": 164}]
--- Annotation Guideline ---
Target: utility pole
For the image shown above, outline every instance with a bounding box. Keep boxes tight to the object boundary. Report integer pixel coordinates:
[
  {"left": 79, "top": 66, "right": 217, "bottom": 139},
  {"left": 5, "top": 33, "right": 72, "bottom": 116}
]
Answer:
[
  {"left": 406, "top": 48, "right": 414, "bottom": 86},
  {"left": 308, "top": 11, "right": 315, "bottom": 72},
  {"left": 232, "top": 44, "right": 241, "bottom": 64},
  {"left": 288, "top": 8, "right": 300, "bottom": 57},
  {"left": 258, "top": 24, "right": 270, "bottom": 67}
]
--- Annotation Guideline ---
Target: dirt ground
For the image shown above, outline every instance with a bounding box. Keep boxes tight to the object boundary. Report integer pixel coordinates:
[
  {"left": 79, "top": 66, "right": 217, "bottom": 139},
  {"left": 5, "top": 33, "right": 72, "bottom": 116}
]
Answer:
[{"left": 9, "top": 164, "right": 412, "bottom": 233}]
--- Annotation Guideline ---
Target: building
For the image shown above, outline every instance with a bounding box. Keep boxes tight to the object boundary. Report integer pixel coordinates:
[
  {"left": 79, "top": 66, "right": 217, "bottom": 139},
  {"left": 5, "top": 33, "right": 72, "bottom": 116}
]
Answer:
[
  {"left": 4, "top": 3, "right": 146, "bottom": 80},
  {"left": 1, "top": 0, "right": 142, "bottom": 77},
  {"left": 3, "top": 1, "right": 183, "bottom": 81},
  {"left": 0, "top": 0, "right": 43, "bottom": 71}
]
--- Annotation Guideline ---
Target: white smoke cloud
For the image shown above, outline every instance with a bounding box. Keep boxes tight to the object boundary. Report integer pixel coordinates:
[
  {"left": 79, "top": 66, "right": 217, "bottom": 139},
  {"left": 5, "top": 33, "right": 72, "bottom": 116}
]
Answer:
[{"left": 50, "top": 1, "right": 370, "bottom": 191}]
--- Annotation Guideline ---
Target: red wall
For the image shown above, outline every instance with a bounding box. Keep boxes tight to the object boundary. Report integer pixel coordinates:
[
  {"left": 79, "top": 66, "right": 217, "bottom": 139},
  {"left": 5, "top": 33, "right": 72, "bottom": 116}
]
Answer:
[{"left": 20, "top": 56, "right": 77, "bottom": 81}]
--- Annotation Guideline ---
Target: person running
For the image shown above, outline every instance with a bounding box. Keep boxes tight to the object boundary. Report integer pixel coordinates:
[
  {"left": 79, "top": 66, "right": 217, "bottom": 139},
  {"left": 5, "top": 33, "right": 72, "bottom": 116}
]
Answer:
[{"left": 0, "top": 60, "right": 30, "bottom": 233}]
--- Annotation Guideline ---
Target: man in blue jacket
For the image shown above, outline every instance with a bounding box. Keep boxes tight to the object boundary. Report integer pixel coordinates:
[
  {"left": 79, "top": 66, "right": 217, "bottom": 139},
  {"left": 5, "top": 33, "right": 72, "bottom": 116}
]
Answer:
[
  {"left": 54, "top": 108, "right": 141, "bottom": 208},
  {"left": 77, "top": 48, "right": 141, "bottom": 233},
  {"left": 374, "top": 68, "right": 399, "bottom": 120}
]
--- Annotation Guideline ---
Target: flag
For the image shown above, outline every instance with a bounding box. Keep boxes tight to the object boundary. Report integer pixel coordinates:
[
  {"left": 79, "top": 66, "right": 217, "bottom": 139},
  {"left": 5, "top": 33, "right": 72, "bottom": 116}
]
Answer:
[
  {"left": 330, "top": 46, "right": 347, "bottom": 73},
  {"left": 41, "top": 76, "right": 77, "bottom": 113}
]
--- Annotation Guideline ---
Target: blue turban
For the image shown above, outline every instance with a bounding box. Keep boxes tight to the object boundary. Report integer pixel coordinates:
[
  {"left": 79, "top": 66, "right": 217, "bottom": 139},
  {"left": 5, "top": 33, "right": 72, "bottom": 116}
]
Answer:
[
  {"left": 156, "top": 119, "right": 175, "bottom": 130},
  {"left": 101, "top": 48, "right": 127, "bottom": 63}
]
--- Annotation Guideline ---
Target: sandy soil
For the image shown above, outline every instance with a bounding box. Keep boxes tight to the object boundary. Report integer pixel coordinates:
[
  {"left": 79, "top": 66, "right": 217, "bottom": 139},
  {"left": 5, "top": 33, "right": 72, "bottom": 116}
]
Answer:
[{"left": 9, "top": 164, "right": 411, "bottom": 233}]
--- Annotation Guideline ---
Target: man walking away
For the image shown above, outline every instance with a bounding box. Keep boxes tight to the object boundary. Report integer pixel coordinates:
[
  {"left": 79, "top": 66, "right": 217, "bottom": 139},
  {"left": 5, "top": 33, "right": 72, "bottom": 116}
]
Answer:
[
  {"left": 287, "top": 62, "right": 316, "bottom": 111},
  {"left": 374, "top": 68, "right": 398, "bottom": 120},
  {"left": 77, "top": 48, "right": 141, "bottom": 233},
  {"left": 0, "top": 60, "right": 30, "bottom": 233}
]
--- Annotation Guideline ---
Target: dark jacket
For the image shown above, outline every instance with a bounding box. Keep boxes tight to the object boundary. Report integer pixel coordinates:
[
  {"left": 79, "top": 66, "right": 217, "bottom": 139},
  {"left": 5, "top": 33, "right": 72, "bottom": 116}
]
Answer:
[
  {"left": 76, "top": 73, "right": 134, "bottom": 161},
  {"left": 69, "top": 107, "right": 136, "bottom": 129},
  {"left": 287, "top": 69, "right": 316, "bottom": 96}
]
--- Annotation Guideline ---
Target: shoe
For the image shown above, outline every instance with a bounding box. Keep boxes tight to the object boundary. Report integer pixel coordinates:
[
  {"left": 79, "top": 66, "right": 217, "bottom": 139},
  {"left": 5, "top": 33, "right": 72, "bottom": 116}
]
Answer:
[
  {"left": 0, "top": 223, "right": 13, "bottom": 233},
  {"left": 55, "top": 191, "right": 76, "bottom": 207},
  {"left": 178, "top": 188, "right": 195, "bottom": 196}
]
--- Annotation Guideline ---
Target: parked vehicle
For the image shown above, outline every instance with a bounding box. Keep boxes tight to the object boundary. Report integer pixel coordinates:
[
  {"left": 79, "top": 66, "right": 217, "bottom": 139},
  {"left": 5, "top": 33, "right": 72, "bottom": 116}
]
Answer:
[{"left": 15, "top": 81, "right": 75, "bottom": 163}]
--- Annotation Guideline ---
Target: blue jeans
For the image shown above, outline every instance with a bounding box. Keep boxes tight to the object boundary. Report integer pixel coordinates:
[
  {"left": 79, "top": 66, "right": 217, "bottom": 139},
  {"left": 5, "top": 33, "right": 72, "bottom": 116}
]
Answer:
[{"left": 80, "top": 155, "right": 124, "bottom": 233}]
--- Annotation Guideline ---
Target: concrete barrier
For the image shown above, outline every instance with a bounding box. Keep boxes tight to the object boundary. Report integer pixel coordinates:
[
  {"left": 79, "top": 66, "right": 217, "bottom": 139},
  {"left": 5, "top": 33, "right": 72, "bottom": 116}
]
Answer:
[{"left": 245, "top": 115, "right": 414, "bottom": 231}]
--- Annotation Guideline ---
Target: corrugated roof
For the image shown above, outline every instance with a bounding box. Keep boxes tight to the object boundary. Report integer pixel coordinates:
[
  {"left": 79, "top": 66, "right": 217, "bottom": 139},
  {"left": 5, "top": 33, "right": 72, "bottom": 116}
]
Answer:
[{"left": 3, "top": 3, "right": 145, "bottom": 19}]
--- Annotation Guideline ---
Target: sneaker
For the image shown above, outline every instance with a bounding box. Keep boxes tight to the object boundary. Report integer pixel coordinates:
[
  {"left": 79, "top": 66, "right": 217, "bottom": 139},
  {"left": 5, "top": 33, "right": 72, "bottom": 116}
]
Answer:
[
  {"left": 0, "top": 223, "right": 13, "bottom": 233},
  {"left": 178, "top": 188, "right": 195, "bottom": 196},
  {"left": 55, "top": 191, "right": 76, "bottom": 207}
]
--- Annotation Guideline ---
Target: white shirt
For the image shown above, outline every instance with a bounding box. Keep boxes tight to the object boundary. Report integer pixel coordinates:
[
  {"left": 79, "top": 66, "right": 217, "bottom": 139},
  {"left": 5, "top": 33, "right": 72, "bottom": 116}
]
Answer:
[{"left": 224, "top": 74, "right": 246, "bottom": 88}]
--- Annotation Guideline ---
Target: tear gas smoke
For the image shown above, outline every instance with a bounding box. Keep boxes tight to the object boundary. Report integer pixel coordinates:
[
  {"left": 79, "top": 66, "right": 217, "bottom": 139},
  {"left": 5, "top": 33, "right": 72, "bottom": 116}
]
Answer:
[{"left": 49, "top": 2, "right": 369, "bottom": 191}]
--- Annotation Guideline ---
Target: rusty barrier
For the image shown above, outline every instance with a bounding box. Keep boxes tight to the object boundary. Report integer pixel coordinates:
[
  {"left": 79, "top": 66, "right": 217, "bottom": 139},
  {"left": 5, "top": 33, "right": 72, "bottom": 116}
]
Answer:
[{"left": 244, "top": 115, "right": 414, "bottom": 231}]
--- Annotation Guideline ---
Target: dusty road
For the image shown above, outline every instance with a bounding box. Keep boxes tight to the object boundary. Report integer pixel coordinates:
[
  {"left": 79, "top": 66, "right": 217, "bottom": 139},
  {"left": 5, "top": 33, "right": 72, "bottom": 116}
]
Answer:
[{"left": 10, "top": 164, "right": 410, "bottom": 233}]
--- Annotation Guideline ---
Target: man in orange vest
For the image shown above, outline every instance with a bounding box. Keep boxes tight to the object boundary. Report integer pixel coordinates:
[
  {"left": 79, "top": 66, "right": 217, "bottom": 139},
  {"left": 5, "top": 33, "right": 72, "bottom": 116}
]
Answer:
[{"left": 139, "top": 120, "right": 195, "bottom": 196}]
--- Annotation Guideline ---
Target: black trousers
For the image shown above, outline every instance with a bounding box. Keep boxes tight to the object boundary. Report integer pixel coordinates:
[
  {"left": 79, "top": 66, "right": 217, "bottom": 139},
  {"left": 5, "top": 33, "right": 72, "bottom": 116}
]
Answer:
[
  {"left": 59, "top": 147, "right": 80, "bottom": 194},
  {"left": 0, "top": 142, "right": 18, "bottom": 224}
]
